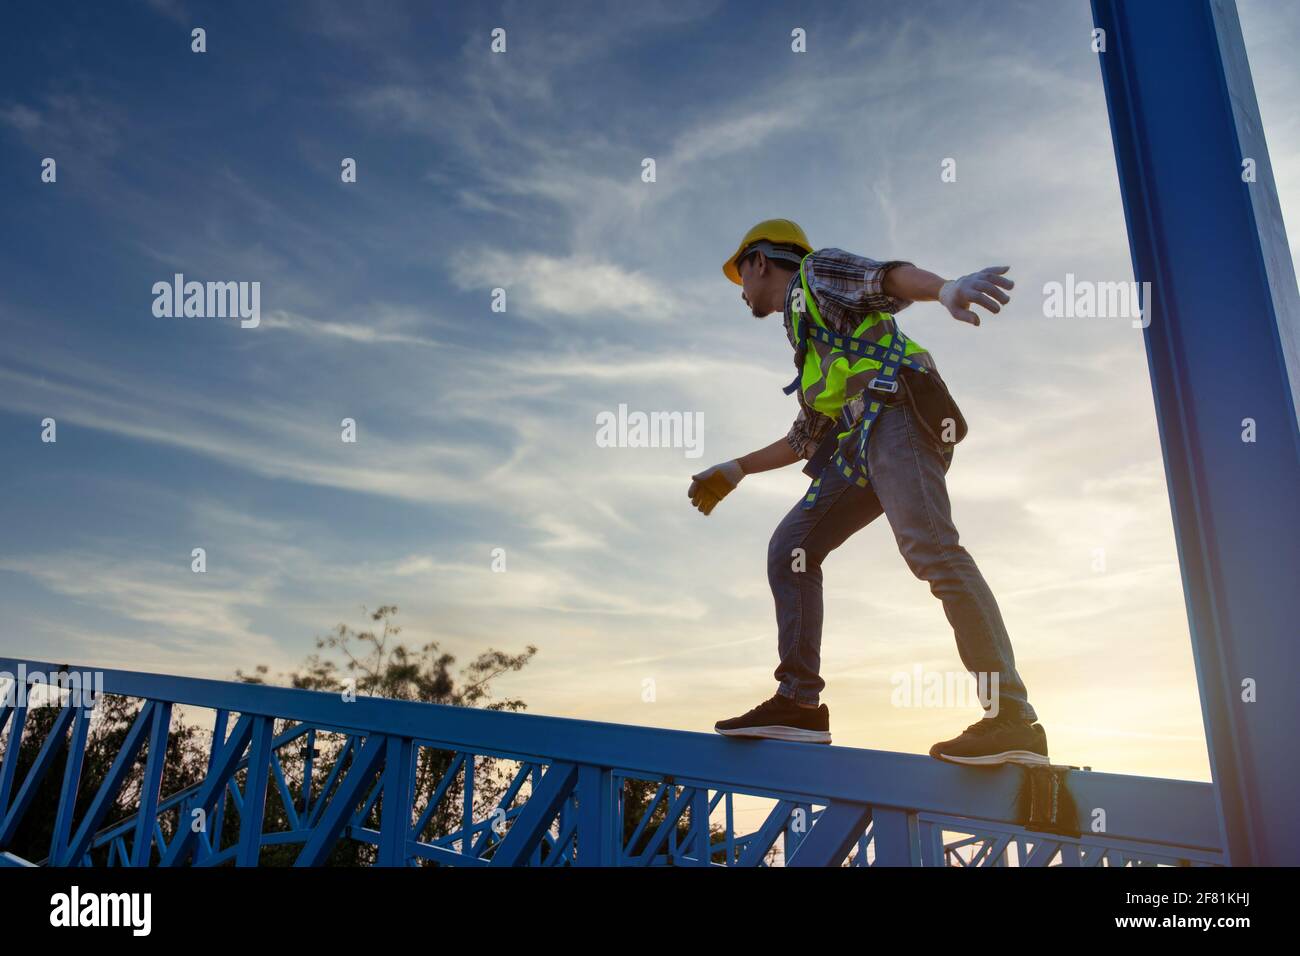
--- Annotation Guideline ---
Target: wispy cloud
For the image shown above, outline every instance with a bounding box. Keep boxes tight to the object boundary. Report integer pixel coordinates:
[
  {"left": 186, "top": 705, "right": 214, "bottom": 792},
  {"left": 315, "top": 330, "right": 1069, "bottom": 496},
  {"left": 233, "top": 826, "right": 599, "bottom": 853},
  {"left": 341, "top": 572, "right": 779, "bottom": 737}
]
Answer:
[{"left": 450, "top": 249, "right": 680, "bottom": 322}]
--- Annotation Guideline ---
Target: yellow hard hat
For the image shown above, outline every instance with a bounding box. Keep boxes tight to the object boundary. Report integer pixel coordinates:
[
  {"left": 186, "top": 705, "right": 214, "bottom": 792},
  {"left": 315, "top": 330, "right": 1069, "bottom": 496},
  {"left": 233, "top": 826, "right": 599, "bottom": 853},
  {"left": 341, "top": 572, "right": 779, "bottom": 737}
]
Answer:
[{"left": 723, "top": 218, "right": 812, "bottom": 284}]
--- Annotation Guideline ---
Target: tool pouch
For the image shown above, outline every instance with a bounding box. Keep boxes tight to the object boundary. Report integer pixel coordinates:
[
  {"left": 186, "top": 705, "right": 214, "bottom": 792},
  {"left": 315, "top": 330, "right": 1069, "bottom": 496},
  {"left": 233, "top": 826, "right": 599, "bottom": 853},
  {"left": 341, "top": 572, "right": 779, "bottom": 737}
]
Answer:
[
  {"left": 901, "top": 367, "right": 968, "bottom": 451},
  {"left": 1020, "top": 764, "right": 1082, "bottom": 838}
]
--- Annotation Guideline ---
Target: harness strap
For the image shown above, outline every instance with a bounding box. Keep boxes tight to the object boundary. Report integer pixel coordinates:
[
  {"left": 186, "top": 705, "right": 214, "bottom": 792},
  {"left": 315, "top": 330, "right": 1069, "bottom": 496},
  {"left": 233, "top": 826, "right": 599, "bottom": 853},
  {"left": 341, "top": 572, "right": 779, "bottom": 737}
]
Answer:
[
  {"left": 799, "top": 393, "right": 890, "bottom": 509},
  {"left": 800, "top": 323, "right": 930, "bottom": 370},
  {"left": 794, "top": 330, "right": 930, "bottom": 510},
  {"left": 783, "top": 326, "right": 928, "bottom": 396}
]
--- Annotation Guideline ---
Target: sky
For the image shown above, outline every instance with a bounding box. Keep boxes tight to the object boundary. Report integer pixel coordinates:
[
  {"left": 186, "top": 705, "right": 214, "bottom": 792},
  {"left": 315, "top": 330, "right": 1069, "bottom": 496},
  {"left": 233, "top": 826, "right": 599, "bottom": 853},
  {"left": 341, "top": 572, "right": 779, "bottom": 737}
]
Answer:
[{"left": 2, "top": 0, "right": 1298, "bottom": 788}]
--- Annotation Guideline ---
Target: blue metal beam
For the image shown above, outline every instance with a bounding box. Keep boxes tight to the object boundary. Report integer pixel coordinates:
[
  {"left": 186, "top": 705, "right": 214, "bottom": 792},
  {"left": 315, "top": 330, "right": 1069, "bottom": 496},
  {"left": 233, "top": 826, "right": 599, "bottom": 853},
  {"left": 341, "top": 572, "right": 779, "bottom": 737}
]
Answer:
[
  {"left": 0, "top": 657, "right": 1220, "bottom": 853},
  {"left": 292, "top": 734, "right": 386, "bottom": 867},
  {"left": 236, "top": 716, "right": 275, "bottom": 867},
  {"left": 48, "top": 705, "right": 92, "bottom": 863},
  {"left": 687, "top": 786, "right": 712, "bottom": 867},
  {"left": 869, "top": 808, "right": 924, "bottom": 867},
  {"left": 786, "top": 801, "right": 873, "bottom": 867},
  {"left": 57, "top": 700, "right": 157, "bottom": 866},
  {"left": 0, "top": 702, "right": 76, "bottom": 846},
  {"left": 377, "top": 736, "right": 414, "bottom": 866},
  {"left": 575, "top": 764, "right": 617, "bottom": 867},
  {"left": 0, "top": 698, "right": 29, "bottom": 822},
  {"left": 1092, "top": 0, "right": 1300, "bottom": 864},
  {"left": 488, "top": 762, "right": 579, "bottom": 867},
  {"left": 159, "top": 714, "right": 254, "bottom": 866},
  {"left": 132, "top": 701, "right": 172, "bottom": 866}
]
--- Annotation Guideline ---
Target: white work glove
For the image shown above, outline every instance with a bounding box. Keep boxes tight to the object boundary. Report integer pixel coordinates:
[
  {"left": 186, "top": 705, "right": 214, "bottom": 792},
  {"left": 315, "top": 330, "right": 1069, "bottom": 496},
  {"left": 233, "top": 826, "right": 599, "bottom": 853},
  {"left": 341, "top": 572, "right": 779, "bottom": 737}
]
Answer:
[
  {"left": 688, "top": 460, "right": 745, "bottom": 516},
  {"left": 938, "top": 266, "right": 1014, "bottom": 326}
]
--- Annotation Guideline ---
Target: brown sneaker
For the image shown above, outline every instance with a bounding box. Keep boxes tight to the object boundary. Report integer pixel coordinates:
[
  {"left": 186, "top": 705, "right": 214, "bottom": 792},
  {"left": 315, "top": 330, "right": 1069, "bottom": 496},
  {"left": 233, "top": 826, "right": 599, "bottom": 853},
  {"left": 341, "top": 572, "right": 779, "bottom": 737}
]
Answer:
[
  {"left": 929, "top": 715, "right": 1049, "bottom": 766},
  {"left": 715, "top": 693, "right": 832, "bottom": 744}
]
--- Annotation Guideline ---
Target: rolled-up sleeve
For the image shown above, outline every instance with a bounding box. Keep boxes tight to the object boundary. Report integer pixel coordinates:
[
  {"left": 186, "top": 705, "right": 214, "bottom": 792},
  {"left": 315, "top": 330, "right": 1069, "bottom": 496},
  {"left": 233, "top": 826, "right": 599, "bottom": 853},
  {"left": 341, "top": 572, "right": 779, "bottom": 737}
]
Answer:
[{"left": 807, "top": 249, "right": 914, "bottom": 316}]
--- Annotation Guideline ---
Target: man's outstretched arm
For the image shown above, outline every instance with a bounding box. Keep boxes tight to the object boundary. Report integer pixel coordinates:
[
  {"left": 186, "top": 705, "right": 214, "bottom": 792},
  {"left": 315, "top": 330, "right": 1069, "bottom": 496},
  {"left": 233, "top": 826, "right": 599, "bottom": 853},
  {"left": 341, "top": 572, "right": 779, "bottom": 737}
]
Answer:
[
  {"left": 884, "top": 264, "right": 1014, "bottom": 326},
  {"left": 738, "top": 436, "right": 800, "bottom": 474}
]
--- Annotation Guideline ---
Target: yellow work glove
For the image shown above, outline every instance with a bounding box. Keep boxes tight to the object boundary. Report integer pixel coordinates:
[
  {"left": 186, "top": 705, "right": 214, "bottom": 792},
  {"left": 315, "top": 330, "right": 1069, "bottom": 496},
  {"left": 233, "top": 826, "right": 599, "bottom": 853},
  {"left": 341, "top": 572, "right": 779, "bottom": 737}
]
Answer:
[{"left": 688, "top": 460, "right": 745, "bottom": 516}]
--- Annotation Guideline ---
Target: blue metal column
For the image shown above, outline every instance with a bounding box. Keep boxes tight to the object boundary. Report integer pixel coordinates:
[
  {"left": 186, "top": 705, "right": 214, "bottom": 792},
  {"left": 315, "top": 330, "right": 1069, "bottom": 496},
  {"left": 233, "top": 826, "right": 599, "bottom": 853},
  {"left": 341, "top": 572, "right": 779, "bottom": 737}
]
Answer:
[{"left": 1092, "top": 0, "right": 1300, "bottom": 864}]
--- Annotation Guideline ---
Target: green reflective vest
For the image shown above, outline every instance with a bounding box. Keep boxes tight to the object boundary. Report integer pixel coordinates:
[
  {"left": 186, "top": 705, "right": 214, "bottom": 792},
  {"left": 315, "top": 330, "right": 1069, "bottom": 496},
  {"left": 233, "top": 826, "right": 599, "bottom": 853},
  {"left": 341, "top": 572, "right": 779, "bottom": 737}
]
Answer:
[{"left": 788, "top": 253, "right": 932, "bottom": 422}]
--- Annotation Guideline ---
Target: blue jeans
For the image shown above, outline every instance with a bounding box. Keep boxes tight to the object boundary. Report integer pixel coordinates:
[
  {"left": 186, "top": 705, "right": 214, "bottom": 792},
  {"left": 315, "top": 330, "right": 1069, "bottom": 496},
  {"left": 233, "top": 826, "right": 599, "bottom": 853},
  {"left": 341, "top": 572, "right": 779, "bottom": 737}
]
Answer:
[{"left": 768, "top": 399, "right": 1038, "bottom": 723}]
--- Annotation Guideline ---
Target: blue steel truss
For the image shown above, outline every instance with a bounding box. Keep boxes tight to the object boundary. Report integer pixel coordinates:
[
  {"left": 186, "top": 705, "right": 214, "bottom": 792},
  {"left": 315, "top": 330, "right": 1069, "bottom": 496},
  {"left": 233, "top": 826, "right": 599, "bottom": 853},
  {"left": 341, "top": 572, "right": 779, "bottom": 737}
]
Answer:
[{"left": 0, "top": 659, "right": 1221, "bottom": 867}]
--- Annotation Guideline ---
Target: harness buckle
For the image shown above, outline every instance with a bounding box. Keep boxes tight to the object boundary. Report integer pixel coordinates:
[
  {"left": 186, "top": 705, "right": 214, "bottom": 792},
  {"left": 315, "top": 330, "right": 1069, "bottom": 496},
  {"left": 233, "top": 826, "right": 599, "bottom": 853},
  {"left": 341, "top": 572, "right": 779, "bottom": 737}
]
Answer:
[{"left": 868, "top": 377, "right": 899, "bottom": 394}]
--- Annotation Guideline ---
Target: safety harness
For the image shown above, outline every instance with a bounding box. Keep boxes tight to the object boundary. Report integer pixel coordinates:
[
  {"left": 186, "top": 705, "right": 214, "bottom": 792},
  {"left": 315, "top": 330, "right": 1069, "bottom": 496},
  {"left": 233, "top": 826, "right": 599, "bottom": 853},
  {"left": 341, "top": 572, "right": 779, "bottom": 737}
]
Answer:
[{"left": 783, "top": 257, "right": 933, "bottom": 510}]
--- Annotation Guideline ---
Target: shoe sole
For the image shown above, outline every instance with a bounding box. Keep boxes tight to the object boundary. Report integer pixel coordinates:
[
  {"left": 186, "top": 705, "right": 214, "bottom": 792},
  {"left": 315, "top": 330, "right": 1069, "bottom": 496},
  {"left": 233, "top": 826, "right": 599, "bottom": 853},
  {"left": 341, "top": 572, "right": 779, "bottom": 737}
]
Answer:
[
  {"left": 933, "top": 749, "right": 1050, "bottom": 767},
  {"left": 715, "top": 725, "right": 832, "bottom": 744}
]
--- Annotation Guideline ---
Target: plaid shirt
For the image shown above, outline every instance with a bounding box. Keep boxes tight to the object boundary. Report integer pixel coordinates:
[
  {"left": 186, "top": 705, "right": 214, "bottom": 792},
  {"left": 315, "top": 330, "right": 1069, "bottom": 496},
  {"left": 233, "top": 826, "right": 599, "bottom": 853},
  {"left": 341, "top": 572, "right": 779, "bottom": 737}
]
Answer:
[{"left": 782, "top": 248, "right": 939, "bottom": 459}]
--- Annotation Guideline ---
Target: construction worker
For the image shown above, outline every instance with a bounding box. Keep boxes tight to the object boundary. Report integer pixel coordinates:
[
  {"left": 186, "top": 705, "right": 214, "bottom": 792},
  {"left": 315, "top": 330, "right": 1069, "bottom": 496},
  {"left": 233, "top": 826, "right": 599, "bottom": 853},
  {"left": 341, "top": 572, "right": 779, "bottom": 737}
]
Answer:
[{"left": 692, "top": 219, "right": 1048, "bottom": 766}]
